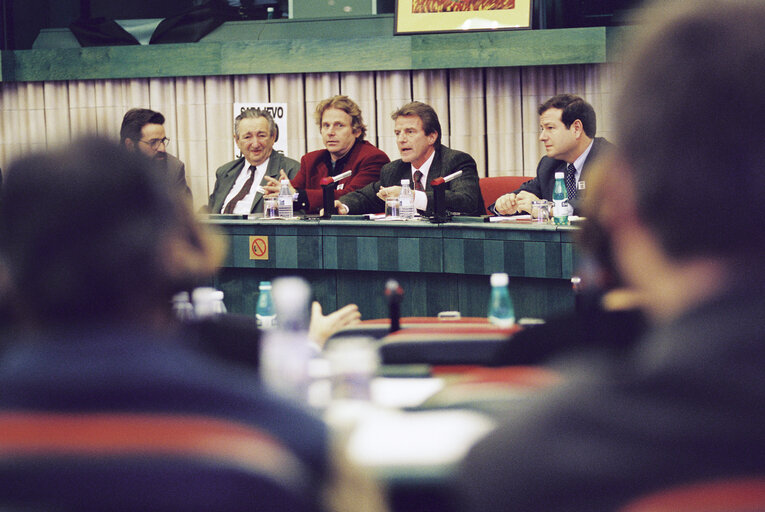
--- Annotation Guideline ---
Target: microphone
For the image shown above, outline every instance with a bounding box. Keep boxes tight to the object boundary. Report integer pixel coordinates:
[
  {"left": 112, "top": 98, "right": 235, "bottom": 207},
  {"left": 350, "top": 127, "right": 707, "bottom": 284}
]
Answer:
[
  {"left": 430, "top": 169, "right": 462, "bottom": 223},
  {"left": 320, "top": 171, "right": 352, "bottom": 218},
  {"left": 384, "top": 279, "right": 403, "bottom": 333}
]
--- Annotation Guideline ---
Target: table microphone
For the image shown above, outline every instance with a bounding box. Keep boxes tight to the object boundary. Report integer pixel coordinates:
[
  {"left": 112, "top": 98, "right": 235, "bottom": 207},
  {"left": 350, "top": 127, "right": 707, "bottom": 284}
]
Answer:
[
  {"left": 321, "top": 170, "right": 352, "bottom": 219},
  {"left": 384, "top": 279, "right": 403, "bottom": 333}
]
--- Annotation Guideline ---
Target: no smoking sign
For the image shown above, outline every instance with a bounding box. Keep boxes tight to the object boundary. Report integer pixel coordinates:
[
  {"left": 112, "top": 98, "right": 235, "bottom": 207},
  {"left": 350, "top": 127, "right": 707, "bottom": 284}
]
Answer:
[{"left": 249, "top": 236, "right": 269, "bottom": 260}]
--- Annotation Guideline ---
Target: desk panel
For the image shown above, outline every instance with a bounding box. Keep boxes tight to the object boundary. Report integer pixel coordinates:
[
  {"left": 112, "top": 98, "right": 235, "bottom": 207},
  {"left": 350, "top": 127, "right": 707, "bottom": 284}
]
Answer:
[{"left": 206, "top": 217, "right": 579, "bottom": 321}]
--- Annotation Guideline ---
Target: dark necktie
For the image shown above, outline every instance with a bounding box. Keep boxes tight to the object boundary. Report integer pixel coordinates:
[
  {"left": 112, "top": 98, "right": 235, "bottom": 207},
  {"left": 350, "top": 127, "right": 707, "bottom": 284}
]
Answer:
[
  {"left": 565, "top": 163, "right": 578, "bottom": 200},
  {"left": 412, "top": 170, "right": 425, "bottom": 192},
  {"left": 223, "top": 166, "right": 255, "bottom": 214}
]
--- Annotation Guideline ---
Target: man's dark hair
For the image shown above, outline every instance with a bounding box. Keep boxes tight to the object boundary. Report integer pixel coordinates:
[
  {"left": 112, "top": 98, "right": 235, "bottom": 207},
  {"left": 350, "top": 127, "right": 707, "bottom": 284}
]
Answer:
[
  {"left": 0, "top": 137, "right": 187, "bottom": 326},
  {"left": 616, "top": 0, "right": 765, "bottom": 257},
  {"left": 392, "top": 101, "right": 442, "bottom": 146},
  {"left": 120, "top": 108, "right": 165, "bottom": 145},
  {"left": 538, "top": 94, "right": 597, "bottom": 138}
]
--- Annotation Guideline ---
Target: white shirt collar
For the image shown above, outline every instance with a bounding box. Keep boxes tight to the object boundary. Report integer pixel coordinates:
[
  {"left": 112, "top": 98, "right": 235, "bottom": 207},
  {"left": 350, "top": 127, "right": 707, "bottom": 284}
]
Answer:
[{"left": 412, "top": 149, "right": 436, "bottom": 185}]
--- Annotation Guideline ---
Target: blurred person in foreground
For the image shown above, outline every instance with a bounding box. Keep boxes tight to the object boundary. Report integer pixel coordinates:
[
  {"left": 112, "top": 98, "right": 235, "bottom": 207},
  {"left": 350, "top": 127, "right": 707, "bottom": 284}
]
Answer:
[
  {"left": 458, "top": 1, "right": 765, "bottom": 510},
  {"left": 263, "top": 95, "right": 389, "bottom": 214},
  {"left": 120, "top": 108, "right": 192, "bottom": 200},
  {"left": 208, "top": 108, "right": 299, "bottom": 215},
  {"left": 0, "top": 137, "right": 365, "bottom": 506},
  {"left": 488, "top": 152, "right": 647, "bottom": 367},
  {"left": 334, "top": 101, "right": 484, "bottom": 217}
]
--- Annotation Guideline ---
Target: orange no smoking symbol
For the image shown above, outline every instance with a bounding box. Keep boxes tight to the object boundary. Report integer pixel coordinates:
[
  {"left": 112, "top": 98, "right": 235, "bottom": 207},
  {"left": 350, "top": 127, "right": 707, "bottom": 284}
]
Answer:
[{"left": 249, "top": 236, "right": 269, "bottom": 260}]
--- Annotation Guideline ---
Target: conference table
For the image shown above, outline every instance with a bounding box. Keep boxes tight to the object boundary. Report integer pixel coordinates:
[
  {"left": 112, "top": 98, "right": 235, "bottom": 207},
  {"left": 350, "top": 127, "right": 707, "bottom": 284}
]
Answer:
[{"left": 203, "top": 214, "right": 581, "bottom": 322}]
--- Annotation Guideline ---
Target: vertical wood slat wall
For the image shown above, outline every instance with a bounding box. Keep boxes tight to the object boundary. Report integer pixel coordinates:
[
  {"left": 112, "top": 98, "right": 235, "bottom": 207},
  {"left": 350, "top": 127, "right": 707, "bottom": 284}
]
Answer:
[{"left": 0, "top": 64, "right": 616, "bottom": 210}]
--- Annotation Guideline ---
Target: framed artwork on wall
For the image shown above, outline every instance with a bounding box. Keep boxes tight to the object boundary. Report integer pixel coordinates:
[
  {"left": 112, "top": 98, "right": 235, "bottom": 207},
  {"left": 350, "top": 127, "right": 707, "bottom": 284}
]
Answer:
[{"left": 395, "top": 0, "right": 532, "bottom": 34}]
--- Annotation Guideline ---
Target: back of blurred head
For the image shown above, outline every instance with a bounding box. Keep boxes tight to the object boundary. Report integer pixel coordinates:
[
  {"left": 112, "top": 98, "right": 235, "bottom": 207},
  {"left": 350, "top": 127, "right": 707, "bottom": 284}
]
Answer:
[
  {"left": 0, "top": 137, "right": 222, "bottom": 329},
  {"left": 614, "top": 0, "right": 765, "bottom": 259}
]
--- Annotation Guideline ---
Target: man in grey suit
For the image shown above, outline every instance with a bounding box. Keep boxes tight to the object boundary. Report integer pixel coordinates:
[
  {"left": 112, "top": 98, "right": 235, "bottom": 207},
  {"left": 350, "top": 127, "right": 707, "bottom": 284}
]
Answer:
[
  {"left": 335, "top": 101, "right": 484, "bottom": 217},
  {"left": 208, "top": 108, "right": 299, "bottom": 215},
  {"left": 120, "top": 108, "right": 192, "bottom": 200}
]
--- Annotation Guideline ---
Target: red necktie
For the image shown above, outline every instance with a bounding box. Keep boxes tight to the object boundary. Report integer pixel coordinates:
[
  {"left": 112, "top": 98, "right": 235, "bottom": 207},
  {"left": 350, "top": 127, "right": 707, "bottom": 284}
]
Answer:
[
  {"left": 413, "top": 170, "right": 425, "bottom": 192},
  {"left": 223, "top": 166, "right": 255, "bottom": 214}
]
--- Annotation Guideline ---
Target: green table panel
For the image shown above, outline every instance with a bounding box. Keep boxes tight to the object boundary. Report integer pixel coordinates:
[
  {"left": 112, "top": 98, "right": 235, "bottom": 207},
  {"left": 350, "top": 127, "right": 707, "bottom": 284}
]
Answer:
[{"left": 205, "top": 217, "right": 579, "bottom": 320}]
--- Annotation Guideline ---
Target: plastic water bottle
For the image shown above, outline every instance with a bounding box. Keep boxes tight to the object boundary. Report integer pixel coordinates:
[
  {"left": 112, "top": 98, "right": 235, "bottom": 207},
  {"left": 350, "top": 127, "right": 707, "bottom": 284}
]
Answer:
[
  {"left": 171, "top": 291, "right": 195, "bottom": 320},
  {"left": 190, "top": 287, "right": 227, "bottom": 318},
  {"left": 278, "top": 179, "right": 293, "bottom": 219},
  {"left": 259, "top": 277, "right": 314, "bottom": 402},
  {"left": 488, "top": 272, "right": 515, "bottom": 328},
  {"left": 398, "top": 178, "right": 415, "bottom": 219},
  {"left": 552, "top": 171, "right": 569, "bottom": 226},
  {"left": 255, "top": 281, "right": 276, "bottom": 329}
]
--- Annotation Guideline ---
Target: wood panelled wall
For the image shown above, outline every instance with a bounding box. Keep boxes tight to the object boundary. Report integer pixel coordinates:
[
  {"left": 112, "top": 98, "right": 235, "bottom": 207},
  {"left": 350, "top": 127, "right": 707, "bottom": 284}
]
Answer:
[{"left": 0, "top": 63, "right": 616, "bottom": 210}]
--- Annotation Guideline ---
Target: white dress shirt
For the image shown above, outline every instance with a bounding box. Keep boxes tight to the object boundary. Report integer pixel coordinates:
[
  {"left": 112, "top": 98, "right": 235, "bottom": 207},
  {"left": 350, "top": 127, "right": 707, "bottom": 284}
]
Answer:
[{"left": 222, "top": 158, "right": 270, "bottom": 214}]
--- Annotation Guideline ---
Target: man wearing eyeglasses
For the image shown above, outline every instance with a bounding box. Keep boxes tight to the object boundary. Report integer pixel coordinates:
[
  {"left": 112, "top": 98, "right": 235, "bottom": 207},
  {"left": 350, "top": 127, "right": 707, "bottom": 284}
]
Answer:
[{"left": 120, "top": 108, "right": 192, "bottom": 200}]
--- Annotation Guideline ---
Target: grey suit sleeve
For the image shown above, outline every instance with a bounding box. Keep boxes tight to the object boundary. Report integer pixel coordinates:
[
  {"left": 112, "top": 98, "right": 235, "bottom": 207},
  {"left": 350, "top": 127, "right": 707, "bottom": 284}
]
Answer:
[
  {"left": 207, "top": 163, "right": 234, "bottom": 212},
  {"left": 339, "top": 180, "right": 384, "bottom": 214},
  {"left": 281, "top": 155, "right": 300, "bottom": 181},
  {"left": 427, "top": 151, "right": 484, "bottom": 216},
  {"left": 516, "top": 158, "right": 546, "bottom": 198},
  {"left": 174, "top": 159, "right": 193, "bottom": 201}
]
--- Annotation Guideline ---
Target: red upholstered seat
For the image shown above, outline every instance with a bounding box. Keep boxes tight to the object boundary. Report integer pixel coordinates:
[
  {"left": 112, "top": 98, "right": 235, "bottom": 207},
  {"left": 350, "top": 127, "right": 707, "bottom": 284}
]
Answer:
[
  {"left": 479, "top": 176, "right": 530, "bottom": 215},
  {"left": 619, "top": 477, "right": 765, "bottom": 512},
  {"left": 0, "top": 412, "right": 316, "bottom": 512}
]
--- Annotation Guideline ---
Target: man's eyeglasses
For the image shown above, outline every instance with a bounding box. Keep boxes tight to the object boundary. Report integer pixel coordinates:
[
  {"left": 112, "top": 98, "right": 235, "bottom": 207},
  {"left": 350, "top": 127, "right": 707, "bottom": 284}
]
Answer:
[{"left": 138, "top": 137, "right": 170, "bottom": 150}]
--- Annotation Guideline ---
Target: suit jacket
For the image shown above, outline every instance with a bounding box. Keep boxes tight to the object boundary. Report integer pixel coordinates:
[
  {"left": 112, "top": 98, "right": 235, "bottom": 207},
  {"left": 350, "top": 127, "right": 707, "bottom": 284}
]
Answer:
[
  {"left": 340, "top": 144, "right": 485, "bottom": 216},
  {"left": 489, "top": 137, "right": 613, "bottom": 215},
  {"left": 0, "top": 326, "right": 328, "bottom": 475},
  {"left": 164, "top": 154, "right": 192, "bottom": 200},
  {"left": 207, "top": 151, "right": 299, "bottom": 214},
  {"left": 458, "top": 273, "right": 765, "bottom": 511},
  {"left": 293, "top": 140, "right": 389, "bottom": 213}
]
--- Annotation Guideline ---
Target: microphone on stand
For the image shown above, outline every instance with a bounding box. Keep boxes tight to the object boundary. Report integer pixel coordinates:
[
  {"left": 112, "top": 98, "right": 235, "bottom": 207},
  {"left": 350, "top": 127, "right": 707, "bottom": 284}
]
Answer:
[
  {"left": 320, "top": 170, "right": 352, "bottom": 219},
  {"left": 430, "top": 170, "right": 462, "bottom": 223},
  {"left": 384, "top": 279, "right": 403, "bottom": 333}
]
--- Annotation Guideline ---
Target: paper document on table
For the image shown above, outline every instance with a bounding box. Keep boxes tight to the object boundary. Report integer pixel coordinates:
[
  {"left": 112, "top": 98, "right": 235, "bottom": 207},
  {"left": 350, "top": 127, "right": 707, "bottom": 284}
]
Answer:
[
  {"left": 371, "top": 377, "right": 445, "bottom": 408},
  {"left": 346, "top": 408, "right": 496, "bottom": 478},
  {"left": 489, "top": 215, "right": 532, "bottom": 223}
]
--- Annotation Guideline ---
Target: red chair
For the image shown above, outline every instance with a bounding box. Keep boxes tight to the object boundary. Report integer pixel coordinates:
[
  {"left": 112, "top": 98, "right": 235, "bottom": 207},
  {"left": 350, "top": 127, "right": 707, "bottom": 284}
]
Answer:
[
  {"left": 327, "top": 316, "right": 498, "bottom": 341},
  {"left": 479, "top": 176, "right": 531, "bottom": 215},
  {"left": 619, "top": 477, "right": 765, "bottom": 512},
  {"left": 0, "top": 412, "right": 317, "bottom": 512}
]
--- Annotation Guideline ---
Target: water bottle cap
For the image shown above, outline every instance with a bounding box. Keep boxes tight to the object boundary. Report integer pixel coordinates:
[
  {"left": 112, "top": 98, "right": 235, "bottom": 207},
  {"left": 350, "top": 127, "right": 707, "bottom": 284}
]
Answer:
[
  {"left": 400, "top": 179, "right": 410, "bottom": 186},
  {"left": 259, "top": 281, "right": 272, "bottom": 290},
  {"left": 280, "top": 178, "right": 289, "bottom": 184},
  {"left": 490, "top": 272, "right": 509, "bottom": 287},
  {"left": 172, "top": 291, "right": 190, "bottom": 302},
  {"left": 555, "top": 172, "right": 565, "bottom": 179}
]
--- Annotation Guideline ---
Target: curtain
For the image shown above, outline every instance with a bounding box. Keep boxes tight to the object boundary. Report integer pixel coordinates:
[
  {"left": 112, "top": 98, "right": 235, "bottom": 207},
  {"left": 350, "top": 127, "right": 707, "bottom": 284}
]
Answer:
[{"left": 0, "top": 64, "right": 614, "bottom": 210}]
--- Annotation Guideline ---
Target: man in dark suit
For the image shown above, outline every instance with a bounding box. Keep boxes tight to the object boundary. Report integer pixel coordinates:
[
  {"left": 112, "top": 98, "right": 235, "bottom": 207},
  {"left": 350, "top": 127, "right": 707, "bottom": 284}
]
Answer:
[
  {"left": 458, "top": 1, "right": 765, "bottom": 510},
  {"left": 207, "top": 108, "right": 299, "bottom": 215},
  {"left": 335, "top": 101, "right": 484, "bottom": 217},
  {"left": 120, "top": 108, "right": 192, "bottom": 200},
  {"left": 262, "top": 95, "right": 389, "bottom": 214},
  {"left": 490, "top": 94, "right": 612, "bottom": 216}
]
